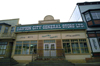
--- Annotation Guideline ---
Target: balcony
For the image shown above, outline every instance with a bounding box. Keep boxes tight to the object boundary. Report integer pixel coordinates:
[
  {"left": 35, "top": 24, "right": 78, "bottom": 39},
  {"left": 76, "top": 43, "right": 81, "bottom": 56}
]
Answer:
[{"left": 0, "top": 33, "right": 16, "bottom": 39}]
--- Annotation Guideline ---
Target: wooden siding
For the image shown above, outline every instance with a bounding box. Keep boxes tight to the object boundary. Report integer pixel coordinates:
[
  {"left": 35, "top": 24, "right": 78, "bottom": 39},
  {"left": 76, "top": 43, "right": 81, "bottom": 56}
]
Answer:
[
  {"left": 56, "top": 39, "right": 63, "bottom": 56},
  {"left": 94, "top": 20, "right": 100, "bottom": 24},
  {"left": 38, "top": 40, "right": 43, "bottom": 56},
  {"left": 87, "top": 21, "right": 93, "bottom": 26}
]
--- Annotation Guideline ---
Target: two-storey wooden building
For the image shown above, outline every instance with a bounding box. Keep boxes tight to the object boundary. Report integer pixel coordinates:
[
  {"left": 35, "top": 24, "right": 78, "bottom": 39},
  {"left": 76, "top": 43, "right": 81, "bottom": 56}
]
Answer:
[{"left": 11, "top": 15, "right": 91, "bottom": 63}]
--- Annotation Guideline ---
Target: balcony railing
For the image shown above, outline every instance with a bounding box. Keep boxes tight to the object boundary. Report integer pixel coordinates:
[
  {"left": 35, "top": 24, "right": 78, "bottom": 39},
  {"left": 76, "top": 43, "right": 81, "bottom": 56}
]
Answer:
[{"left": 0, "top": 33, "right": 16, "bottom": 38}]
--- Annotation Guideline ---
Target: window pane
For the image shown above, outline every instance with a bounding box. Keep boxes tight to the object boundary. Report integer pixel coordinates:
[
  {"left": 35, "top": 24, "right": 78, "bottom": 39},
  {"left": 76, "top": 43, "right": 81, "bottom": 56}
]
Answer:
[
  {"left": 2, "top": 50, "right": 5, "bottom": 54},
  {"left": 0, "top": 50, "right": 2, "bottom": 54},
  {"left": 23, "top": 41, "right": 29, "bottom": 43},
  {"left": 4, "top": 27, "right": 8, "bottom": 33},
  {"left": 63, "top": 43, "right": 71, "bottom": 53},
  {"left": 30, "top": 44, "right": 34, "bottom": 54},
  {"left": 31, "top": 41, "right": 37, "bottom": 43},
  {"left": 84, "top": 43, "right": 87, "bottom": 47},
  {"left": 11, "top": 27, "right": 15, "bottom": 33},
  {"left": 45, "top": 44, "right": 49, "bottom": 49},
  {"left": 16, "top": 41, "right": 22, "bottom": 44},
  {"left": 68, "top": 49, "right": 71, "bottom": 53},
  {"left": 44, "top": 40, "right": 55, "bottom": 43},
  {"left": 30, "top": 44, "right": 37, "bottom": 54},
  {"left": 0, "top": 45, "right": 6, "bottom": 55},
  {"left": 72, "top": 42, "right": 79, "bottom": 53},
  {"left": 67, "top": 43, "right": 70, "bottom": 47},
  {"left": 3, "top": 45, "right": 7, "bottom": 49},
  {"left": 51, "top": 44, "right": 54, "bottom": 49},
  {"left": 79, "top": 41, "right": 89, "bottom": 53},
  {"left": 91, "top": 11, "right": 100, "bottom": 19},
  {"left": 72, "top": 43, "right": 75, "bottom": 47},
  {"left": 22, "top": 44, "right": 29, "bottom": 54},
  {"left": 22, "top": 44, "right": 26, "bottom": 54},
  {"left": 85, "top": 12, "right": 91, "bottom": 21},
  {"left": 15, "top": 44, "right": 22, "bottom": 54},
  {"left": 85, "top": 48, "right": 89, "bottom": 53},
  {"left": 81, "top": 48, "right": 85, "bottom": 53},
  {"left": 80, "top": 43, "right": 84, "bottom": 47}
]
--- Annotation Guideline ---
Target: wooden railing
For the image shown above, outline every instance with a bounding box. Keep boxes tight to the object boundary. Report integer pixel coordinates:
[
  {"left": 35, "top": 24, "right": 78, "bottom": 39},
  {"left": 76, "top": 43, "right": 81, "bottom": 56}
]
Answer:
[{"left": 0, "top": 33, "right": 16, "bottom": 38}]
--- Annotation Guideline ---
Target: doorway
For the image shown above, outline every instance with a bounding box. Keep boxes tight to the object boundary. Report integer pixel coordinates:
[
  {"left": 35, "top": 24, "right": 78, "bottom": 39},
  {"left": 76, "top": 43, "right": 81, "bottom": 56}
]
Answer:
[
  {"left": 8, "top": 42, "right": 13, "bottom": 58},
  {"left": 44, "top": 43, "right": 56, "bottom": 57}
]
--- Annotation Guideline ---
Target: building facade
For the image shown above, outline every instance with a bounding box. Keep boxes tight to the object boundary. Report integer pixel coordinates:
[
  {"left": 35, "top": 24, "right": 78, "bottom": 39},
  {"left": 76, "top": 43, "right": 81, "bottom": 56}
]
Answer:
[
  {"left": 11, "top": 15, "right": 91, "bottom": 63},
  {"left": 0, "top": 19, "right": 19, "bottom": 58},
  {"left": 69, "top": 1, "right": 100, "bottom": 57}
]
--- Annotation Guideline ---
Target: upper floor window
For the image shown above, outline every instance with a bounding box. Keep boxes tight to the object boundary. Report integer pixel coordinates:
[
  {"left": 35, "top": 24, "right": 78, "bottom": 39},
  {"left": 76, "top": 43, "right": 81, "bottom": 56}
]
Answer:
[
  {"left": 91, "top": 11, "right": 100, "bottom": 19},
  {"left": 4, "top": 27, "right": 8, "bottom": 33},
  {"left": 84, "top": 12, "right": 91, "bottom": 21},
  {"left": 0, "top": 26, "right": 2, "bottom": 32},
  {"left": 11, "top": 27, "right": 15, "bottom": 33}
]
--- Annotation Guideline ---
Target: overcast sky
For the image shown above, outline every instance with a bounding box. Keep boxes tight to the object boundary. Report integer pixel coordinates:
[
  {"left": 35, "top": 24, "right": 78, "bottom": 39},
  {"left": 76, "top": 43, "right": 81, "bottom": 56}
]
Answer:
[{"left": 0, "top": 0, "right": 98, "bottom": 25}]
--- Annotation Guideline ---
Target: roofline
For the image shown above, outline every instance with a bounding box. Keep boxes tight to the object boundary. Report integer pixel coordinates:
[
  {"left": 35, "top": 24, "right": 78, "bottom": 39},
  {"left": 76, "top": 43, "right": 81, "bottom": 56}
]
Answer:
[
  {"left": 16, "top": 21, "right": 84, "bottom": 26},
  {"left": 0, "top": 23, "right": 11, "bottom": 26},
  {"left": 0, "top": 18, "right": 19, "bottom": 21},
  {"left": 77, "top": 1, "right": 100, "bottom": 6}
]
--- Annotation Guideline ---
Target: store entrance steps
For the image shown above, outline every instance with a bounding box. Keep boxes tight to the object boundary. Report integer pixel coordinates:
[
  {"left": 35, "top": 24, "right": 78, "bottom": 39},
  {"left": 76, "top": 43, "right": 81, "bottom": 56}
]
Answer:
[
  {"left": 0, "top": 57, "right": 18, "bottom": 66},
  {"left": 26, "top": 60, "right": 75, "bottom": 66}
]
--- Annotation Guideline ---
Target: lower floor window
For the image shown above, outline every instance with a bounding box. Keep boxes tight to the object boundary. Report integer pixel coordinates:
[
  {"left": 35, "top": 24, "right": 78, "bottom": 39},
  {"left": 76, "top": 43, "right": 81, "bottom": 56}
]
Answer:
[
  {"left": 0, "top": 42, "right": 7, "bottom": 55},
  {"left": 63, "top": 39, "right": 89, "bottom": 54},
  {"left": 15, "top": 41, "right": 37, "bottom": 54}
]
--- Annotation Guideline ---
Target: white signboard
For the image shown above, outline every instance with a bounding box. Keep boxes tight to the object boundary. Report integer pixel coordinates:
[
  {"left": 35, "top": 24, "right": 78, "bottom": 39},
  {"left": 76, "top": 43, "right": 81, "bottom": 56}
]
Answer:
[{"left": 89, "top": 38, "right": 100, "bottom": 52}]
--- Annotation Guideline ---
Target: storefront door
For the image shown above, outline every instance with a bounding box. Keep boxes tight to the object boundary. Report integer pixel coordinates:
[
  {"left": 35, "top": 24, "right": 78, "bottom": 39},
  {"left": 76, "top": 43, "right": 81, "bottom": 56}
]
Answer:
[{"left": 44, "top": 43, "right": 56, "bottom": 57}]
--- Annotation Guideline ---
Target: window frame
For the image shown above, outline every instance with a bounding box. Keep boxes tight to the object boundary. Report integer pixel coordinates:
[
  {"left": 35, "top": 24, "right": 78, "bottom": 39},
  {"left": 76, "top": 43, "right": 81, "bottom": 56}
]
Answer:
[
  {"left": 62, "top": 39, "right": 89, "bottom": 54},
  {"left": 0, "top": 42, "right": 7, "bottom": 55},
  {"left": 15, "top": 41, "right": 37, "bottom": 55},
  {"left": 91, "top": 10, "right": 100, "bottom": 20},
  {"left": 4, "top": 26, "right": 9, "bottom": 33},
  {"left": 11, "top": 27, "right": 15, "bottom": 33}
]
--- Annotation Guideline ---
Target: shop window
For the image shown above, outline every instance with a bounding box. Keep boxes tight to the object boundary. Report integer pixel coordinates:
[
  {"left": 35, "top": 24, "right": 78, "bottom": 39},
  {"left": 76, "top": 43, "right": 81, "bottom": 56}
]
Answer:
[
  {"left": 15, "top": 41, "right": 37, "bottom": 55},
  {"left": 15, "top": 44, "right": 22, "bottom": 54},
  {"left": 15, "top": 41, "right": 22, "bottom": 54},
  {"left": 22, "top": 44, "right": 29, "bottom": 54},
  {"left": 63, "top": 40, "right": 71, "bottom": 54},
  {"left": 79, "top": 39, "right": 89, "bottom": 53},
  {"left": 62, "top": 39, "right": 89, "bottom": 54},
  {"left": 71, "top": 39, "right": 79, "bottom": 53},
  {"left": 4, "top": 27, "right": 8, "bottom": 33},
  {"left": 30, "top": 41, "right": 37, "bottom": 54},
  {"left": 63, "top": 43, "right": 71, "bottom": 53},
  {"left": 0, "top": 42, "right": 7, "bottom": 55}
]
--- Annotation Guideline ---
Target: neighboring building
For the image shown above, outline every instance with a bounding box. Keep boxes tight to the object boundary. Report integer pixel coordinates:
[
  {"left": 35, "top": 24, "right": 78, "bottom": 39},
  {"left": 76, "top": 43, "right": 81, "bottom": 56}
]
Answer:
[
  {"left": 0, "top": 19, "right": 19, "bottom": 58},
  {"left": 69, "top": 1, "right": 100, "bottom": 57},
  {"left": 11, "top": 15, "right": 91, "bottom": 63}
]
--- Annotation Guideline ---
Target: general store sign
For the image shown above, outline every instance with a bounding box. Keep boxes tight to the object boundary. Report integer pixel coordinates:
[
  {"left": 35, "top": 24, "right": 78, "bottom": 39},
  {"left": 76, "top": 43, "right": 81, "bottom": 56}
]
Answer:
[{"left": 16, "top": 22, "right": 86, "bottom": 32}]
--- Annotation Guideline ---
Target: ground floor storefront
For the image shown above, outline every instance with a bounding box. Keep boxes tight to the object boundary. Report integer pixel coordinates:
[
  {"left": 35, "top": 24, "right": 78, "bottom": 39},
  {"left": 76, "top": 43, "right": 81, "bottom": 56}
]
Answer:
[{"left": 11, "top": 30, "right": 91, "bottom": 63}]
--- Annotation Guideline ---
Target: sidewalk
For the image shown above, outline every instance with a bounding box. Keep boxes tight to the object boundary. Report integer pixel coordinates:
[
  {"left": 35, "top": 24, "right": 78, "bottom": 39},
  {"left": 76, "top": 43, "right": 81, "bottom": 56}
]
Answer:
[
  {"left": 12, "top": 62, "right": 100, "bottom": 66},
  {"left": 12, "top": 63, "right": 26, "bottom": 66},
  {"left": 75, "top": 62, "right": 100, "bottom": 66}
]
